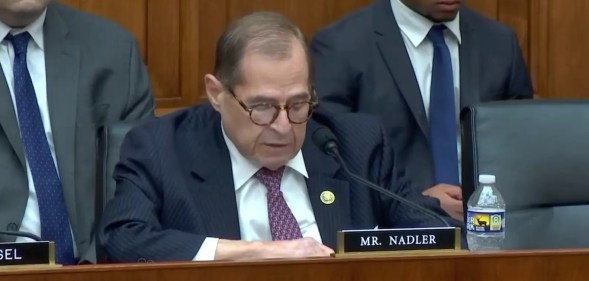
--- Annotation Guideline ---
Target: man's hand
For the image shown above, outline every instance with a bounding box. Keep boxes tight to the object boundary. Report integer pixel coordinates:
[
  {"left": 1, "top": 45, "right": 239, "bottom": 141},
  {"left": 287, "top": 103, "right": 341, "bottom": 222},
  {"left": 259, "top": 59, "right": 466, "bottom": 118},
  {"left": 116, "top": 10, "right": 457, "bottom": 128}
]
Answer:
[
  {"left": 422, "top": 184, "right": 464, "bottom": 221},
  {"left": 257, "top": 237, "right": 334, "bottom": 259},
  {"left": 215, "top": 237, "right": 334, "bottom": 260}
]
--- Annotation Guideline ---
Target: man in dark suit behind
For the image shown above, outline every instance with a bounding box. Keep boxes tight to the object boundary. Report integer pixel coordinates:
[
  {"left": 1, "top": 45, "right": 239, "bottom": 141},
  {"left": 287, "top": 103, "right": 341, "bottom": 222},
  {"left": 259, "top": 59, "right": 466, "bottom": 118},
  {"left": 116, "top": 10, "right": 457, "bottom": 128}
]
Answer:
[
  {"left": 0, "top": 1, "right": 154, "bottom": 264},
  {"left": 99, "top": 11, "right": 451, "bottom": 262},
  {"left": 311, "top": 0, "right": 533, "bottom": 221}
]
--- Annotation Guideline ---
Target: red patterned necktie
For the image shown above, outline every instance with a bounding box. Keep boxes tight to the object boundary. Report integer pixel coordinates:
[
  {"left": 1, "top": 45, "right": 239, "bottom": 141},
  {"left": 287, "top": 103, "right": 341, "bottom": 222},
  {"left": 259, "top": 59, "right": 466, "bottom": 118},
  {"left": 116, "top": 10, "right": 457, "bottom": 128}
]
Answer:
[{"left": 255, "top": 166, "right": 303, "bottom": 240}]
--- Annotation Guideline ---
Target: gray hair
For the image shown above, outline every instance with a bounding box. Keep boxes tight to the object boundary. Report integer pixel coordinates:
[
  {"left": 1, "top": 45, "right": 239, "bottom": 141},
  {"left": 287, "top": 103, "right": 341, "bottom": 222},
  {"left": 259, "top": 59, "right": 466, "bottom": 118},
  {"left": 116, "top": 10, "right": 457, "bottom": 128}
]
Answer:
[{"left": 213, "top": 11, "right": 311, "bottom": 89}]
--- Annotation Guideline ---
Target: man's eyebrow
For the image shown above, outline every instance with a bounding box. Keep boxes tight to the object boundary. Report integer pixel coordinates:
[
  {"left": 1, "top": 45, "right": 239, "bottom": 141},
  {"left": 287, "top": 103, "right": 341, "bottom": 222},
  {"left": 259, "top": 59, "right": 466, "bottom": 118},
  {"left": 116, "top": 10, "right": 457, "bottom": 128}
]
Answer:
[
  {"left": 244, "top": 95, "right": 277, "bottom": 104},
  {"left": 245, "top": 92, "right": 311, "bottom": 104},
  {"left": 286, "top": 92, "right": 312, "bottom": 102}
]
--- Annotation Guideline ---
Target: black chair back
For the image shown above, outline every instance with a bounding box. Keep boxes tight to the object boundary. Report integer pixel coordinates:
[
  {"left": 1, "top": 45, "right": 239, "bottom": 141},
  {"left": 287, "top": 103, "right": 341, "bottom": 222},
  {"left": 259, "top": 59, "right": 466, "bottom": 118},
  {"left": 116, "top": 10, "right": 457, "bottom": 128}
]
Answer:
[
  {"left": 461, "top": 100, "right": 589, "bottom": 249},
  {"left": 95, "top": 121, "right": 142, "bottom": 261}
]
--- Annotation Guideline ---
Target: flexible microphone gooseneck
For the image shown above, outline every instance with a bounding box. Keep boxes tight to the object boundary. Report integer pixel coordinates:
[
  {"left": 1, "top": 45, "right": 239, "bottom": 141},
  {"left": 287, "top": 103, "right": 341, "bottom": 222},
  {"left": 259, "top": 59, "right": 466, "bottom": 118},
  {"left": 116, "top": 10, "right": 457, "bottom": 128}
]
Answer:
[{"left": 312, "top": 126, "right": 450, "bottom": 227}]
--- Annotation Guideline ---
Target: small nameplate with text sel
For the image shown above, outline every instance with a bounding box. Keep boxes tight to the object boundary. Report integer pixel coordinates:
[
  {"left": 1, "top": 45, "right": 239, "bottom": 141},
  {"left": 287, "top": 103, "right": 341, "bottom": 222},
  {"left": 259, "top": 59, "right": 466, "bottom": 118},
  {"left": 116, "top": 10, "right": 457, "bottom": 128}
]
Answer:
[
  {"left": 0, "top": 241, "right": 54, "bottom": 266},
  {"left": 336, "top": 227, "right": 460, "bottom": 255}
]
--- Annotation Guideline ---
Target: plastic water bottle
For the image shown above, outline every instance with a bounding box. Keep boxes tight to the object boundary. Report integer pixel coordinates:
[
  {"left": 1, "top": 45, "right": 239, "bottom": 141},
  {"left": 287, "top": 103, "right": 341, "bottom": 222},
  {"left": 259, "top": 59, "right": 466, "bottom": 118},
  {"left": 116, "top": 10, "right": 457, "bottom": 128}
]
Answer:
[{"left": 466, "top": 174, "right": 505, "bottom": 251}]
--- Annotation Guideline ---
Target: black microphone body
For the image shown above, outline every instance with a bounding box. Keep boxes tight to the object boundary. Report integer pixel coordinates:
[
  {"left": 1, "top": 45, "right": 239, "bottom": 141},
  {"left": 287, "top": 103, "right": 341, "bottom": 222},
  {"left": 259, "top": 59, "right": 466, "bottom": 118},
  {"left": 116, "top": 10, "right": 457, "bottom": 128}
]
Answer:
[
  {"left": 0, "top": 230, "right": 42, "bottom": 242},
  {"left": 312, "top": 126, "right": 451, "bottom": 228}
]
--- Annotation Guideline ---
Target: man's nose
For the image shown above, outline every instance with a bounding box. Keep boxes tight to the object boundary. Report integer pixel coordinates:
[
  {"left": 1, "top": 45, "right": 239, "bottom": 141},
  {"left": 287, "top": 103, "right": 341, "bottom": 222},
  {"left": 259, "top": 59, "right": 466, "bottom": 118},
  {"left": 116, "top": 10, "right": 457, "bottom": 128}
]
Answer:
[{"left": 270, "top": 109, "right": 292, "bottom": 133}]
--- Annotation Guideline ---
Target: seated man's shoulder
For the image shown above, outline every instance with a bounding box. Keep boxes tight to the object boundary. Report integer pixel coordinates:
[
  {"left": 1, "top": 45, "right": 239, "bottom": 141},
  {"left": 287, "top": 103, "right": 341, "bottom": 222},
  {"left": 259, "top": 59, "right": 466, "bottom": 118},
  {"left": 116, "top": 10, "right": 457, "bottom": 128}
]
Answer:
[
  {"left": 311, "top": 111, "right": 391, "bottom": 174},
  {"left": 130, "top": 104, "right": 217, "bottom": 140},
  {"left": 313, "top": 110, "right": 386, "bottom": 147}
]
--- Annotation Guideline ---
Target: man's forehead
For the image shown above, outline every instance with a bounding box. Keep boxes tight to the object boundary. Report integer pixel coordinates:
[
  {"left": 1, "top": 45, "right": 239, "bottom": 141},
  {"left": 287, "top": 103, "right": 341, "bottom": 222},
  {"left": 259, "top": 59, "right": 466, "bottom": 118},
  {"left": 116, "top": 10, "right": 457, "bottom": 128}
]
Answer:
[{"left": 241, "top": 90, "right": 311, "bottom": 102}]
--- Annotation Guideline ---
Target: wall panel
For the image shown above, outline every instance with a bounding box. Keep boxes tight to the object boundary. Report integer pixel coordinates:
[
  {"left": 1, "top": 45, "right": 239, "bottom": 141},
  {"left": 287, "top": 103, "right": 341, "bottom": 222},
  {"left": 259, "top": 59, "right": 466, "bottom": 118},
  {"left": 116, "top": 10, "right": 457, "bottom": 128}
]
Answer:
[{"left": 58, "top": 0, "right": 589, "bottom": 111}]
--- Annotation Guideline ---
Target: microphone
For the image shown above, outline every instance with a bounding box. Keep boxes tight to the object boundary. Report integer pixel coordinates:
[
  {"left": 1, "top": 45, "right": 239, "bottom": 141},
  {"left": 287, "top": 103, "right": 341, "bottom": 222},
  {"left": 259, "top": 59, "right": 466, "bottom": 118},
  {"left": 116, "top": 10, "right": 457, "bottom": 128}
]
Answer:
[
  {"left": 312, "top": 126, "right": 450, "bottom": 227},
  {"left": 0, "top": 230, "right": 42, "bottom": 242}
]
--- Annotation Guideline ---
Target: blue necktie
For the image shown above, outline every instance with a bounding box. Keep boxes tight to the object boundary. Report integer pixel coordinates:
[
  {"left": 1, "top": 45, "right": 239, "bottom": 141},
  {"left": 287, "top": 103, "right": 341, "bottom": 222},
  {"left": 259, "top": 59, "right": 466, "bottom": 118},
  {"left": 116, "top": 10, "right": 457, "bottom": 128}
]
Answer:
[
  {"left": 6, "top": 32, "right": 75, "bottom": 265},
  {"left": 427, "top": 25, "right": 459, "bottom": 185}
]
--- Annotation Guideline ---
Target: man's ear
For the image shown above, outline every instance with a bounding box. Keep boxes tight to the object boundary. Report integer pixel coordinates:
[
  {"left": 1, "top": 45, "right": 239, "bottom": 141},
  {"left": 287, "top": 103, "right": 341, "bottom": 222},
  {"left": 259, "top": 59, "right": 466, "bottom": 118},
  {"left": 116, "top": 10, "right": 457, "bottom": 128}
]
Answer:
[{"left": 204, "top": 74, "right": 225, "bottom": 111}]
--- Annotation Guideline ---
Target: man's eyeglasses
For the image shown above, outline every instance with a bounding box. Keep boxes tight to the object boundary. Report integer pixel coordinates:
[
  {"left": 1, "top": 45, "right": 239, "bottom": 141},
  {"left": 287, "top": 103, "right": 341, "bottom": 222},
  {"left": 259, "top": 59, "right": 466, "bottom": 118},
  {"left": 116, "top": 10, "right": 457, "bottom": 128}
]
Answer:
[{"left": 227, "top": 88, "right": 318, "bottom": 126}]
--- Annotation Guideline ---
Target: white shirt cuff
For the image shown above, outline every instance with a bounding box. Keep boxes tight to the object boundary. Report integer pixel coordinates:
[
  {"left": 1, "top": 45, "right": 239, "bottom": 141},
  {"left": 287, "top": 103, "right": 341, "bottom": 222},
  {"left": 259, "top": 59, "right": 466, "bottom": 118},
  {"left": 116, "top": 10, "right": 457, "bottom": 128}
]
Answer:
[{"left": 193, "top": 237, "right": 219, "bottom": 261}]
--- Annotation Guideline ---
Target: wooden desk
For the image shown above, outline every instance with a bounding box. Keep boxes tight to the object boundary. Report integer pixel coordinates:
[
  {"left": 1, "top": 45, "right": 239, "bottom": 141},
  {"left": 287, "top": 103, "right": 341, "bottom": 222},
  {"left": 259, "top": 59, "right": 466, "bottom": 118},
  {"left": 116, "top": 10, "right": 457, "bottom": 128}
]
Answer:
[{"left": 1, "top": 249, "right": 588, "bottom": 281}]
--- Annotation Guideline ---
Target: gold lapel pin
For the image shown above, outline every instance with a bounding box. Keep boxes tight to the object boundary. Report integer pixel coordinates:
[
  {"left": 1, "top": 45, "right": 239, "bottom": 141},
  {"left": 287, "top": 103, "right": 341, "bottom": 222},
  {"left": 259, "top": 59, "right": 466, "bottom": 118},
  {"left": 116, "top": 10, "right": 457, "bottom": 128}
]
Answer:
[{"left": 320, "top": 190, "right": 335, "bottom": 205}]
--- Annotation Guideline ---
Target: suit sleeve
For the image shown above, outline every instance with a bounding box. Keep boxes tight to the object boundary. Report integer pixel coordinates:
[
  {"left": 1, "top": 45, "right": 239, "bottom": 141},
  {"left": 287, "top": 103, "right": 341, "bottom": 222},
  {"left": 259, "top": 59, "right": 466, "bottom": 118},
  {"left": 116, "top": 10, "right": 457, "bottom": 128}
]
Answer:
[
  {"left": 99, "top": 127, "right": 205, "bottom": 262},
  {"left": 310, "top": 30, "right": 357, "bottom": 113},
  {"left": 122, "top": 38, "right": 155, "bottom": 120},
  {"left": 505, "top": 30, "right": 534, "bottom": 99}
]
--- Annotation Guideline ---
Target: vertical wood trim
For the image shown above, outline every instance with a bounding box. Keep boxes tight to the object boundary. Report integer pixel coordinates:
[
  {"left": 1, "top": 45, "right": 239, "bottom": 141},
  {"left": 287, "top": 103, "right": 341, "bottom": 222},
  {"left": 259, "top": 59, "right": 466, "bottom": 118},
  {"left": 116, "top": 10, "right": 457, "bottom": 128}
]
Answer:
[
  {"left": 195, "top": 0, "right": 228, "bottom": 104},
  {"left": 180, "top": 0, "right": 200, "bottom": 105},
  {"left": 529, "top": 0, "right": 549, "bottom": 97},
  {"left": 147, "top": 0, "right": 181, "bottom": 106}
]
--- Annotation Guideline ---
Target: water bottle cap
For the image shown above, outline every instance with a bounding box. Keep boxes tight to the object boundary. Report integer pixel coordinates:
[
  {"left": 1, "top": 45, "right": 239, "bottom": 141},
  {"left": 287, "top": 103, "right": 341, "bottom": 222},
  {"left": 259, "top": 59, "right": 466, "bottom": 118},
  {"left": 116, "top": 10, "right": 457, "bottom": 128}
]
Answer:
[{"left": 478, "top": 174, "right": 496, "bottom": 184}]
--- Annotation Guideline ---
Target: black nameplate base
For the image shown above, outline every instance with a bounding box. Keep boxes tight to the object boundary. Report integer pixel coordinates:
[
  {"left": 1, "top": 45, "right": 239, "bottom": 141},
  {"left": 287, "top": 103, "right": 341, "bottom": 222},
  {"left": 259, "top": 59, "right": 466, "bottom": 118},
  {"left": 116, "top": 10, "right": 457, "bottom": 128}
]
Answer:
[
  {"left": 337, "top": 227, "right": 460, "bottom": 254},
  {"left": 0, "top": 241, "right": 54, "bottom": 266}
]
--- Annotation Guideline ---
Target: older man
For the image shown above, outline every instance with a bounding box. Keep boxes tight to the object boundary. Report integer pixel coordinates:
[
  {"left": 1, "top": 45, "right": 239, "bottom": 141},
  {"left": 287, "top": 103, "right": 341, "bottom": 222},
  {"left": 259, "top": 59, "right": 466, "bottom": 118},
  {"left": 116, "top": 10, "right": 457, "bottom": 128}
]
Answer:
[{"left": 99, "top": 11, "right": 450, "bottom": 262}]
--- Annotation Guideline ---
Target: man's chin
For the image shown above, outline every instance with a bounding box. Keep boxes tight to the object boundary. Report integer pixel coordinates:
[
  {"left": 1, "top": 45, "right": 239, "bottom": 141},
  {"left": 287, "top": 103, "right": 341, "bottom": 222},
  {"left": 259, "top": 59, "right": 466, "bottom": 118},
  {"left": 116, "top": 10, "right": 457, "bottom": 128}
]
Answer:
[
  {"left": 261, "top": 161, "right": 288, "bottom": 171},
  {"left": 430, "top": 11, "right": 459, "bottom": 23},
  {"left": 258, "top": 154, "right": 295, "bottom": 170}
]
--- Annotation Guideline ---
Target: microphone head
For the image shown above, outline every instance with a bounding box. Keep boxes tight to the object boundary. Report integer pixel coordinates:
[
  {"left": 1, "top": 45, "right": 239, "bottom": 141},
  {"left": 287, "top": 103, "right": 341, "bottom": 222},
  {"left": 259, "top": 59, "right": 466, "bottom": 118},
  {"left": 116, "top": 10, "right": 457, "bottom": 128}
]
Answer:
[{"left": 312, "top": 126, "right": 339, "bottom": 155}]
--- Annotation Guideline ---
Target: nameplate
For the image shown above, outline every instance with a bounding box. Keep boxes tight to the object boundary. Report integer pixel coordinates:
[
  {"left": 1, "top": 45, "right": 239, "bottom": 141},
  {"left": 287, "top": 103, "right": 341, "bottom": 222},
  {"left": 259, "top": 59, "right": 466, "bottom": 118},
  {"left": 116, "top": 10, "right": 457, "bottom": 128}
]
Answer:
[
  {"left": 337, "top": 227, "right": 460, "bottom": 254},
  {"left": 0, "top": 241, "right": 54, "bottom": 266}
]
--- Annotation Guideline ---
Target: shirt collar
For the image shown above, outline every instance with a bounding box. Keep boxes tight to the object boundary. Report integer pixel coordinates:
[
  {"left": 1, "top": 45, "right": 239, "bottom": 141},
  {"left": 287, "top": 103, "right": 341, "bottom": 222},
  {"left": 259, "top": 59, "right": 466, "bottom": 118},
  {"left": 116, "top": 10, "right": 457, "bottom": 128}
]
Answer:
[
  {"left": 390, "top": 0, "right": 461, "bottom": 47},
  {"left": 0, "top": 9, "right": 47, "bottom": 50},
  {"left": 222, "top": 125, "right": 309, "bottom": 191}
]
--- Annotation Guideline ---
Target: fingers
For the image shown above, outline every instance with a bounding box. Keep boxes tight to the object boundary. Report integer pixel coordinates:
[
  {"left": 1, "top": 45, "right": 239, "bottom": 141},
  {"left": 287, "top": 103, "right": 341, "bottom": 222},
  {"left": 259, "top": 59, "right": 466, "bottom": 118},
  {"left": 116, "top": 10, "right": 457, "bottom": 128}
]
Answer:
[
  {"left": 422, "top": 185, "right": 437, "bottom": 196},
  {"left": 450, "top": 209, "right": 464, "bottom": 221},
  {"left": 424, "top": 184, "right": 463, "bottom": 201},
  {"left": 301, "top": 237, "right": 334, "bottom": 257},
  {"left": 318, "top": 243, "right": 335, "bottom": 256},
  {"left": 445, "top": 185, "right": 463, "bottom": 200},
  {"left": 444, "top": 198, "right": 464, "bottom": 221}
]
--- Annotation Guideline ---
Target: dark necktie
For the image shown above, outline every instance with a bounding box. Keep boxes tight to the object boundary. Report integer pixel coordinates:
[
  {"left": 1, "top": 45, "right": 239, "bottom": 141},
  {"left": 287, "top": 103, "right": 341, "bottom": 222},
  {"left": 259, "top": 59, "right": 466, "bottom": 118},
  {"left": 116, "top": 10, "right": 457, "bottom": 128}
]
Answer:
[
  {"left": 255, "top": 166, "right": 303, "bottom": 240},
  {"left": 427, "top": 25, "right": 459, "bottom": 185},
  {"left": 6, "top": 32, "right": 75, "bottom": 265}
]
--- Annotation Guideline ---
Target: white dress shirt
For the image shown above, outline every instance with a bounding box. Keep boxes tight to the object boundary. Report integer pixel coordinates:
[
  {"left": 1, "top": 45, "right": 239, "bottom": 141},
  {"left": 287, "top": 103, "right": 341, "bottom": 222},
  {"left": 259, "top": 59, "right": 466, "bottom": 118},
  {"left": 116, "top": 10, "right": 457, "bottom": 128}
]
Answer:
[
  {"left": 0, "top": 11, "right": 49, "bottom": 241},
  {"left": 0, "top": 11, "right": 77, "bottom": 255},
  {"left": 194, "top": 127, "right": 321, "bottom": 261},
  {"left": 390, "top": 0, "right": 463, "bottom": 174}
]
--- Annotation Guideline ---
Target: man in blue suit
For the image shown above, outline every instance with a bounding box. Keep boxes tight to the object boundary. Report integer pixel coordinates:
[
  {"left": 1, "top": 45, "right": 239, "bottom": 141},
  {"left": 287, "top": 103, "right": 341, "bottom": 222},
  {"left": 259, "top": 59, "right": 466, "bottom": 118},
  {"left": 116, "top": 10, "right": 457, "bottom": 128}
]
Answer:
[
  {"left": 99, "top": 11, "right": 451, "bottom": 262},
  {"left": 311, "top": 0, "right": 533, "bottom": 221}
]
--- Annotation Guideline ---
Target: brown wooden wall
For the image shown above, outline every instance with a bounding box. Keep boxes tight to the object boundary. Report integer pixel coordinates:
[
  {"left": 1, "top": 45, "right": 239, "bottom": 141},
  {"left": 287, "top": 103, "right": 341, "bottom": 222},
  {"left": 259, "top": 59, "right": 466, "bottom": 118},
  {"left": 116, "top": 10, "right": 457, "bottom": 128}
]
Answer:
[{"left": 59, "top": 0, "right": 589, "bottom": 112}]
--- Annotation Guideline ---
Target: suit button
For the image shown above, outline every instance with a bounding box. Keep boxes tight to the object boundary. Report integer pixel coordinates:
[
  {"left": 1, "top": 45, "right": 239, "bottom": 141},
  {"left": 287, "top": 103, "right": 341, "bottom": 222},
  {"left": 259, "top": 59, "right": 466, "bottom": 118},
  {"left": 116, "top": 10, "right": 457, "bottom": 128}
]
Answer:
[{"left": 6, "top": 223, "right": 18, "bottom": 231}]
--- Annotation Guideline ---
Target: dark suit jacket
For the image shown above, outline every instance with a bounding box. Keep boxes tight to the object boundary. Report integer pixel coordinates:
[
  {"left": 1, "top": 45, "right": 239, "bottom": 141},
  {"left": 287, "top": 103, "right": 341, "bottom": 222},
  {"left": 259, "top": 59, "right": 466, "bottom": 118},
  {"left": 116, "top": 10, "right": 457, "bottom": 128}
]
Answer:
[
  {"left": 99, "top": 103, "right": 450, "bottom": 262},
  {"left": 310, "top": 0, "right": 533, "bottom": 191},
  {"left": 0, "top": 3, "right": 154, "bottom": 263}
]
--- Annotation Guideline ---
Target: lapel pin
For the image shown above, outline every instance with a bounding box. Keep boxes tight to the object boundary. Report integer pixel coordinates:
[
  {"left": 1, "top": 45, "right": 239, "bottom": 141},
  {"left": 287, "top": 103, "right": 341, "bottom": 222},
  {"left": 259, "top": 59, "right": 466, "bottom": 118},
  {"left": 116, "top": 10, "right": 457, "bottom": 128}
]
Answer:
[{"left": 320, "top": 190, "right": 335, "bottom": 205}]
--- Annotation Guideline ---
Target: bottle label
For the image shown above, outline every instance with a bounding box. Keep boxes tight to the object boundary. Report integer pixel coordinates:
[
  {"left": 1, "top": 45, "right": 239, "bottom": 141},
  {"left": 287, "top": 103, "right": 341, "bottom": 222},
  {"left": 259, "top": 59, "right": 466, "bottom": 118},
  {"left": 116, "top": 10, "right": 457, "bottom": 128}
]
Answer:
[{"left": 466, "top": 210, "right": 505, "bottom": 233}]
